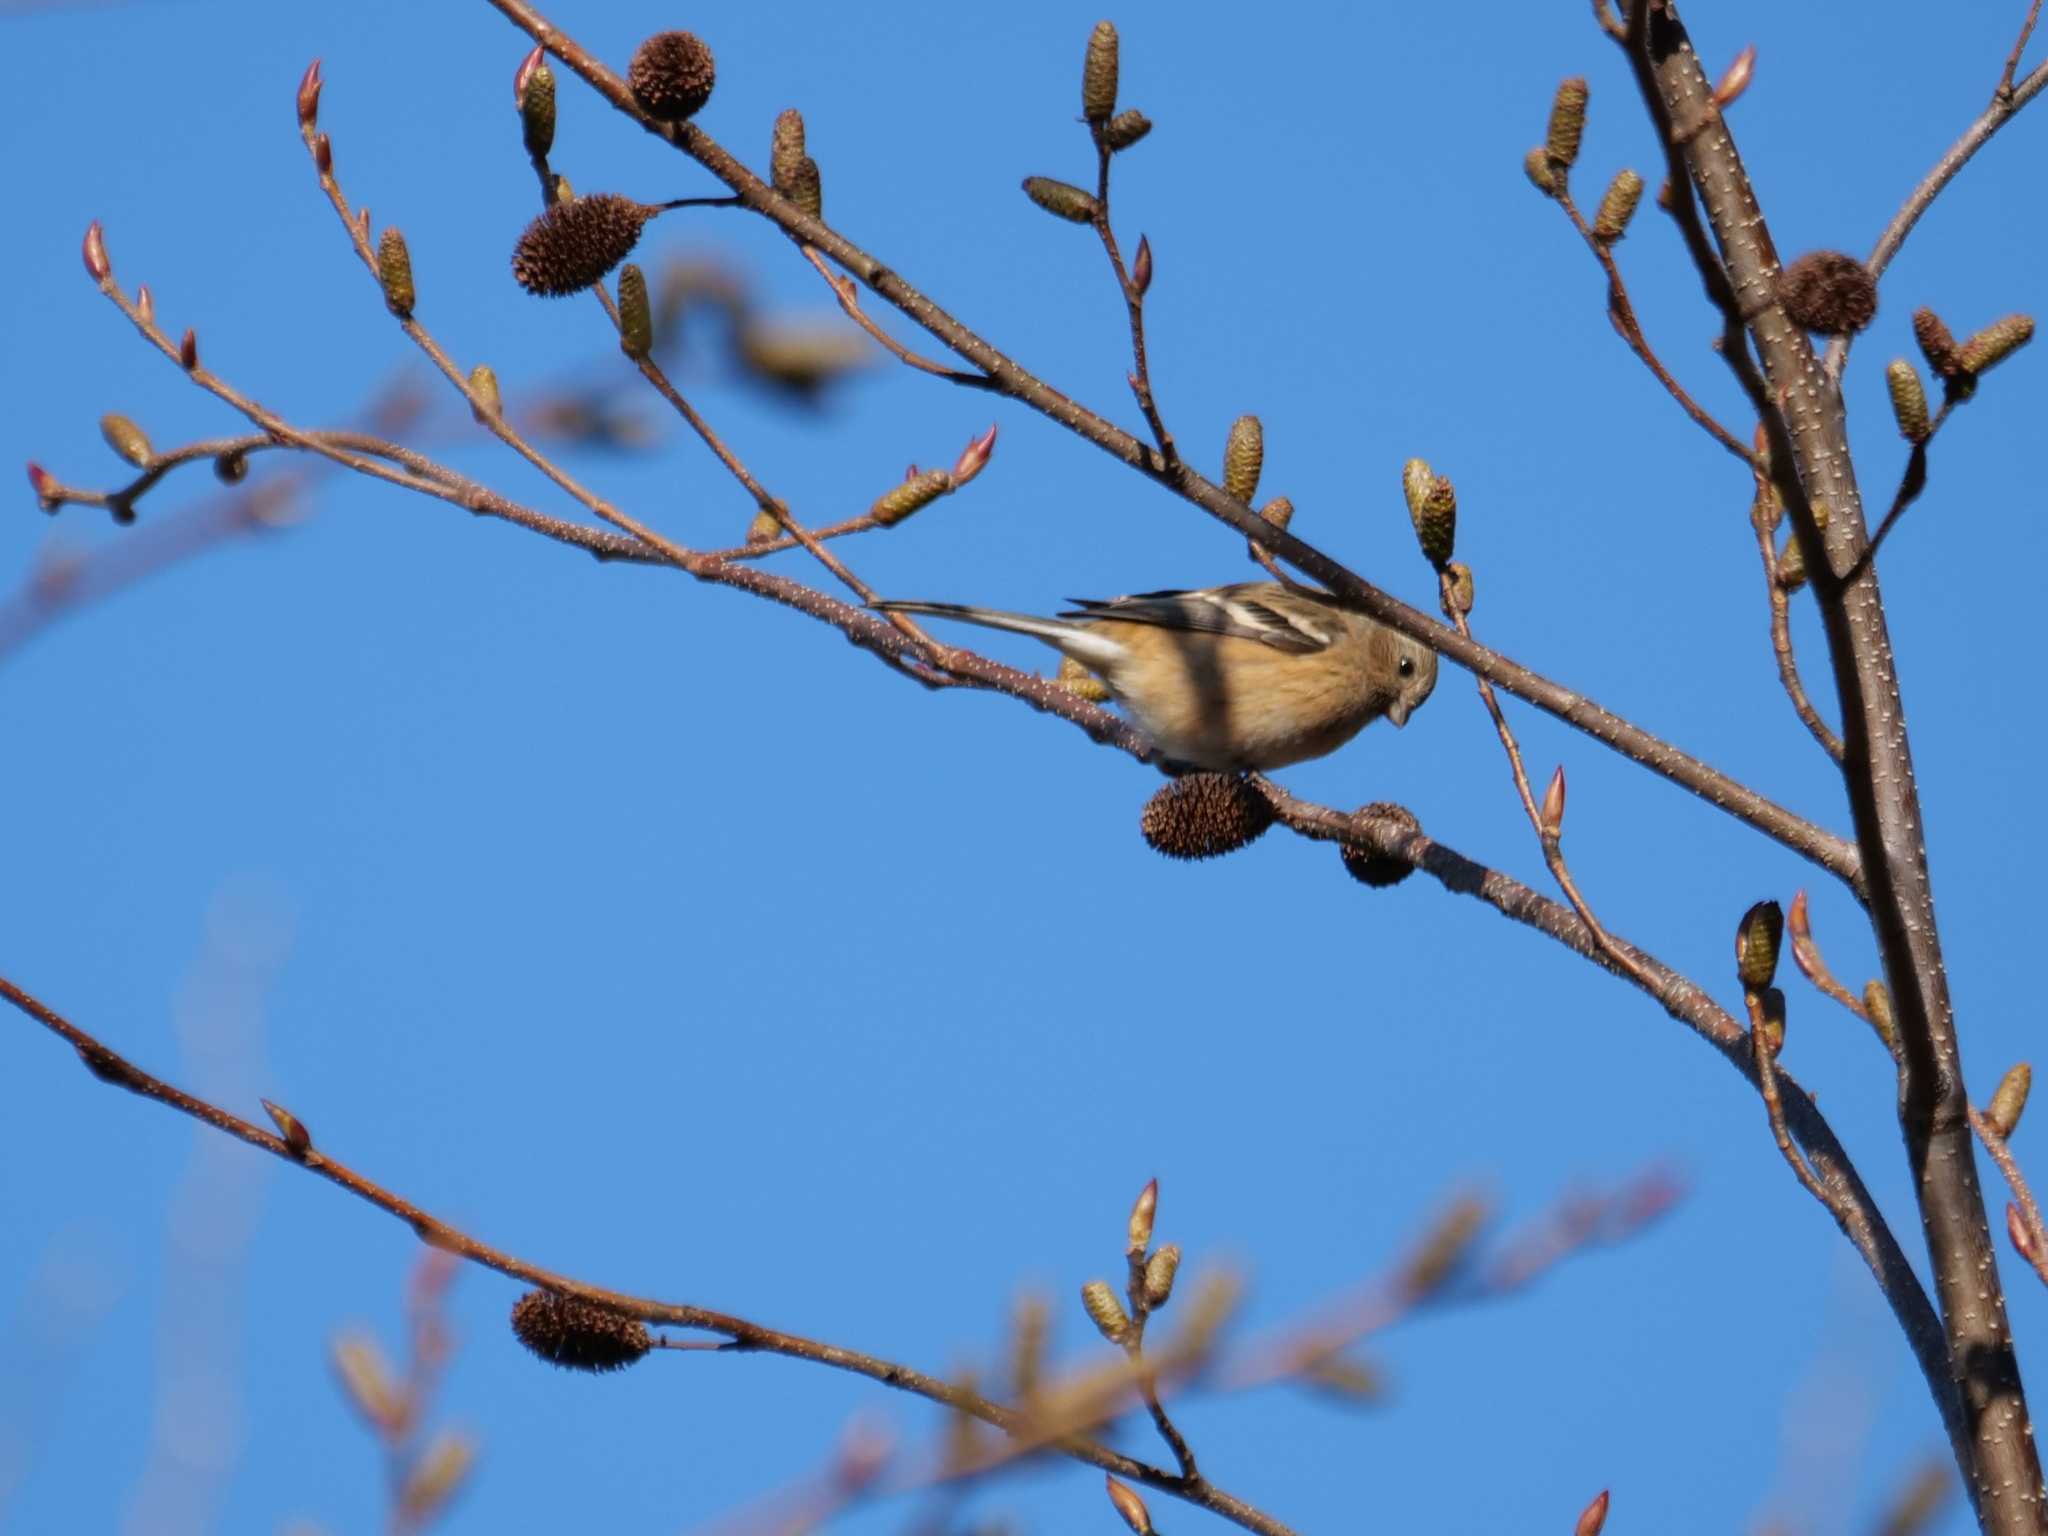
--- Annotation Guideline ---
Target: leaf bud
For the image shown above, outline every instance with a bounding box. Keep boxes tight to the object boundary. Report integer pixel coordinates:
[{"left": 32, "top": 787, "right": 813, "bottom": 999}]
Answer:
[
  {"left": 1127, "top": 1177, "right": 1157, "bottom": 1258},
  {"left": 518, "top": 49, "right": 556, "bottom": 159},
  {"left": 99, "top": 413, "right": 153, "bottom": 469},
  {"left": 616, "top": 263, "right": 652, "bottom": 359},
  {"left": 1222, "top": 414, "right": 1262, "bottom": 505},
  {"left": 1545, "top": 78, "right": 1589, "bottom": 171},
  {"left": 1142, "top": 1242, "right": 1181, "bottom": 1308},
  {"left": 1885, "top": 359, "right": 1930, "bottom": 442},
  {"left": 1540, "top": 765, "right": 1566, "bottom": 840},
  {"left": 377, "top": 226, "right": 416, "bottom": 318},
  {"left": 1022, "top": 175, "right": 1099, "bottom": 223},
  {"left": 1712, "top": 44, "right": 1756, "bottom": 107},
  {"left": 1104, "top": 109, "right": 1152, "bottom": 150},
  {"left": 1080, "top": 1278, "right": 1129, "bottom": 1342},
  {"left": 1082, "top": 20, "right": 1119, "bottom": 122},
  {"left": 1775, "top": 531, "right": 1807, "bottom": 592},
  {"left": 1402, "top": 457, "right": 1455, "bottom": 567},
  {"left": 1106, "top": 1475, "right": 1153, "bottom": 1535},
  {"left": 1735, "top": 899, "right": 1784, "bottom": 989},
  {"left": 1864, "top": 980, "right": 1898, "bottom": 1055},
  {"left": 1057, "top": 655, "right": 1113, "bottom": 703},
  {"left": 1441, "top": 561, "right": 1474, "bottom": 615},
  {"left": 1912, "top": 307, "right": 1961, "bottom": 377},
  {"left": 83, "top": 219, "right": 110, "bottom": 283},
  {"left": 1957, "top": 314, "right": 2034, "bottom": 376},
  {"left": 950, "top": 423, "right": 998, "bottom": 486},
  {"left": 1592, "top": 169, "right": 1644, "bottom": 242},
  {"left": 1752, "top": 985, "right": 1787, "bottom": 1058},
  {"left": 261, "top": 1097, "right": 312, "bottom": 1156},
  {"left": 297, "top": 58, "right": 323, "bottom": 131},
  {"left": 468, "top": 364, "right": 502, "bottom": 423},
  {"left": 870, "top": 468, "right": 952, "bottom": 527},
  {"left": 331, "top": 1334, "right": 407, "bottom": 1433},
  {"left": 397, "top": 1432, "right": 476, "bottom": 1527},
  {"left": 1990, "top": 1063, "right": 2032, "bottom": 1140}
]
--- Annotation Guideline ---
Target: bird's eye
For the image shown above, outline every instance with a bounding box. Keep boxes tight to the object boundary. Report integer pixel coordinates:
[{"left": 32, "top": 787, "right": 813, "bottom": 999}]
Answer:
[{"left": 1398, "top": 656, "right": 1415, "bottom": 678}]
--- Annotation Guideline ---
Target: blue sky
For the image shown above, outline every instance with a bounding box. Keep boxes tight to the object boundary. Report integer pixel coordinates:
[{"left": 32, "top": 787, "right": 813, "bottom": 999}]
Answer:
[{"left": 3, "top": 2, "right": 2045, "bottom": 1532}]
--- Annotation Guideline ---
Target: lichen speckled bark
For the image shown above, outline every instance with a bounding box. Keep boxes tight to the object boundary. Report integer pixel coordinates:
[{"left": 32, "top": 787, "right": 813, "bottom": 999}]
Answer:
[{"left": 1638, "top": 5, "right": 2042, "bottom": 1529}]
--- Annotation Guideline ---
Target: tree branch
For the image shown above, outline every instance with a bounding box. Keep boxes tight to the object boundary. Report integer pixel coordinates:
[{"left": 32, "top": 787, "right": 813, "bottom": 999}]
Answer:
[
  {"left": 1824, "top": 33, "right": 2048, "bottom": 382},
  {"left": 478, "top": 0, "right": 1866, "bottom": 899},
  {"left": 0, "top": 974, "right": 1300, "bottom": 1536},
  {"left": 1630, "top": 5, "right": 2042, "bottom": 1525}
]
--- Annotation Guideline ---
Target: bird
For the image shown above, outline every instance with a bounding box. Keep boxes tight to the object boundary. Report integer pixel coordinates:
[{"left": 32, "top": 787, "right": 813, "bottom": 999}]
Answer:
[{"left": 875, "top": 581, "right": 1438, "bottom": 772}]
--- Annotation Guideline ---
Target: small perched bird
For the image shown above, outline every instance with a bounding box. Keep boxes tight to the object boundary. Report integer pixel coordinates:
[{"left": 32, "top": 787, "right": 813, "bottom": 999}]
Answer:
[{"left": 876, "top": 582, "right": 1438, "bottom": 772}]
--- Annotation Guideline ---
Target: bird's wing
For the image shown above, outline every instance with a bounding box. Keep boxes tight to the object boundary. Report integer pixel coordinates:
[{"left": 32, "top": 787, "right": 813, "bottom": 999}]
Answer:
[{"left": 1058, "top": 584, "right": 1335, "bottom": 655}]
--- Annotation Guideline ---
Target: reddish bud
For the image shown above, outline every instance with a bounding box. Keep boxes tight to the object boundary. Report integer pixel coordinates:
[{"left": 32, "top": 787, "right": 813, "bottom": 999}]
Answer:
[
  {"left": 262, "top": 1097, "right": 313, "bottom": 1157},
  {"left": 1540, "top": 765, "right": 1566, "bottom": 839},
  {"left": 2010, "top": 1203, "right": 2034, "bottom": 1263},
  {"left": 314, "top": 132, "right": 332, "bottom": 175},
  {"left": 297, "top": 58, "right": 323, "bottom": 130},
  {"left": 1106, "top": 1475, "right": 1153, "bottom": 1535},
  {"left": 27, "top": 462, "right": 60, "bottom": 512},
  {"left": 833, "top": 1418, "right": 894, "bottom": 1491},
  {"left": 1711, "top": 45, "right": 1755, "bottom": 107},
  {"left": 1132, "top": 234, "right": 1153, "bottom": 296},
  {"left": 83, "top": 220, "right": 109, "bottom": 283},
  {"left": 179, "top": 329, "right": 199, "bottom": 371},
  {"left": 951, "top": 423, "right": 997, "bottom": 485},
  {"left": 136, "top": 284, "right": 154, "bottom": 324},
  {"left": 514, "top": 45, "right": 544, "bottom": 106},
  {"left": 1128, "top": 1177, "right": 1158, "bottom": 1257},
  {"left": 1787, "top": 888, "right": 1810, "bottom": 941},
  {"left": 1575, "top": 1489, "right": 1611, "bottom": 1536}
]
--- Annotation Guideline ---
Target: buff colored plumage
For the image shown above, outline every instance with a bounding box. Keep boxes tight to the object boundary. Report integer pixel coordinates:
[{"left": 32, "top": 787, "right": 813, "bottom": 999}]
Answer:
[{"left": 875, "top": 582, "right": 1438, "bottom": 772}]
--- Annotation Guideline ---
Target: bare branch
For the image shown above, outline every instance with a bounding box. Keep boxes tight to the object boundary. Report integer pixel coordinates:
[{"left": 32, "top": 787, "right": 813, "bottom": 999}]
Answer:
[
  {"left": 480, "top": 0, "right": 1865, "bottom": 895},
  {"left": 0, "top": 973, "right": 1299, "bottom": 1536},
  {"left": 1627, "top": 4, "right": 2042, "bottom": 1522}
]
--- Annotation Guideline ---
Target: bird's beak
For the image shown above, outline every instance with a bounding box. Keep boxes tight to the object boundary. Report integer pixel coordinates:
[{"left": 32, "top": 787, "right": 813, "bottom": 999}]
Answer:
[{"left": 1388, "top": 700, "right": 1411, "bottom": 729}]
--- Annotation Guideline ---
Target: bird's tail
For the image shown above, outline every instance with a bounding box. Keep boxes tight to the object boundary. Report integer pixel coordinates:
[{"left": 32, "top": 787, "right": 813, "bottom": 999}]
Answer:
[{"left": 872, "top": 600, "right": 1124, "bottom": 670}]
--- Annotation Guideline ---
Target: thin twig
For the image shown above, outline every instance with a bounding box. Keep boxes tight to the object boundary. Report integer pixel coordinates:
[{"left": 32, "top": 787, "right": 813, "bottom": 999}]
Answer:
[
  {"left": 1226, "top": 1170, "right": 1679, "bottom": 1393},
  {"left": 801, "top": 247, "right": 995, "bottom": 389},
  {"left": 1554, "top": 187, "right": 1752, "bottom": 464},
  {"left": 1749, "top": 474, "right": 1844, "bottom": 761},
  {"left": 1087, "top": 121, "right": 1175, "bottom": 469},
  {"left": 1441, "top": 573, "right": 1649, "bottom": 986},
  {"left": 1746, "top": 992, "right": 1842, "bottom": 1213},
  {"left": 1121, "top": 1239, "right": 1201, "bottom": 1483},
  {"left": 0, "top": 973, "right": 1298, "bottom": 1536},
  {"left": 1267, "top": 778, "right": 1959, "bottom": 1468},
  {"left": 1823, "top": 42, "right": 2048, "bottom": 382},
  {"left": 1971, "top": 1108, "right": 2048, "bottom": 1289},
  {"left": 2000, "top": 0, "right": 2045, "bottom": 101},
  {"left": 1848, "top": 398, "right": 1959, "bottom": 579},
  {"left": 1783, "top": 891, "right": 1878, "bottom": 1034}
]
